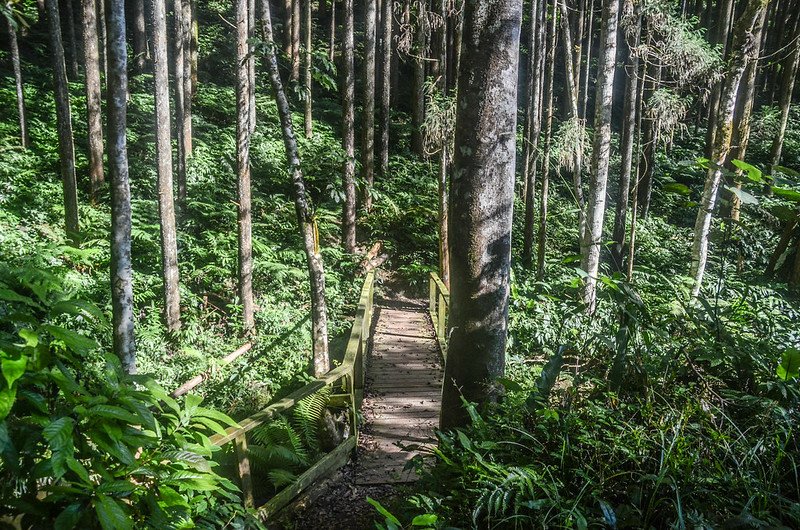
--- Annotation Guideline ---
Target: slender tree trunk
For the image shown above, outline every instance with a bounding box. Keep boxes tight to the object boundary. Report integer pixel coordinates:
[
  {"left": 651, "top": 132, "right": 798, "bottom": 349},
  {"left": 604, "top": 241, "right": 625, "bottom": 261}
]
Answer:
[
  {"left": 411, "top": 2, "right": 427, "bottom": 156},
  {"left": 378, "top": 0, "right": 392, "bottom": 177},
  {"left": 611, "top": 2, "right": 640, "bottom": 271},
  {"left": 292, "top": 0, "right": 301, "bottom": 80},
  {"left": 691, "top": 0, "right": 769, "bottom": 298},
  {"left": 439, "top": 143, "right": 450, "bottom": 288},
  {"left": 63, "top": 0, "right": 79, "bottom": 79},
  {"left": 704, "top": 0, "right": 734, "bottom": 157},
  {"left": 581, "top": 0, "right": 619, "bottom": 312},
  {"left": 341, "top": 0, "right": 357, "bottom": 252},
  {"left": 7, "top": 20, "right": 29, "bottom": 149},
  {"left": 97, "top": 0, "right": 107, "bottom": 79},
  {"left": 440, "top": 0, "right": 521, "bottom": 431},
  {"left": 46, "top": 0, "right": 79, "bottom": 242},
  {"left": 328, "top": 0, "right": 336, "bottom": 62},
  {"left": 261, "top": 0, "right": 330, "bottom": 374},
  {"left": 579, "top": 0, "right": 593, "bottom": 120},
  {"left": 236, "top": 0, "right": 255, "bottom": 331},
  {"left": 768, "top": 5, "right": 800, "bottom": 172},
  {"left": 626, "top": 57, "right": 645, "bottom": 281},
  {"left": 536, "top": 0, "right": 557, "bottom": 280},
  {"left": 361, "top": 0, "right": 377, "bottom": 209},
  {"left": 132, "top": 0, "right": 148, "bottom": 73},
  {"left": 303, "top": 0, "right": 313, "bottom": 136},
  {"left": 520, "top": 0, "right": 540, "bottom": 204},
  {"left": 730, "top": 6, "right": 767, "bottom": 222},
  {"left": 83, "top": 0, "right": 104, "bottom": 199},
  {"left": 153, "top": 0, "right": 182, "bottom": 335},
  {"left": 284, "top": 0, "right": 293, "bottom": 59},
  {"left": 191, "top": 1, "right": 198, "bottom": 96},
  {"left": 637, "top": 62, "right": 661, "bottom": 219},
  {"left": 173, "top": 0, "right": 187, "bottom": 202},
  {"left": 249, "top": 0, "right": 257, "bottom": 133},
  {"left": 766, "top": 215, "right": 798, "bottom": 276},
  {"left": 106, "top": 0, "right": 136, "bottom": 373},
  {"left": 182, "top": 0, "right": 193, "bottom": 156}
]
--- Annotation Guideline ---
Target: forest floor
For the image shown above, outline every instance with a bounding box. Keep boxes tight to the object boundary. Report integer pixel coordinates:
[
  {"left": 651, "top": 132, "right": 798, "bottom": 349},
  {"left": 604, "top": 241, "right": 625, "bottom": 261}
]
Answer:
[{"left": 279, "top": 272, "right": 438, "bottom": 529}]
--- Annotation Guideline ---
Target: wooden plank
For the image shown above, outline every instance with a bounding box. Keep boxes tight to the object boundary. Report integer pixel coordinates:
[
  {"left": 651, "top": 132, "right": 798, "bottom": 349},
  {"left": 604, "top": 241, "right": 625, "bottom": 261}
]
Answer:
[
  {"left": 259, "top": 435, "right": 356, "bottom": 520},
  {"left": 172, "top": 342, "right": 252, "bottom": 397}
]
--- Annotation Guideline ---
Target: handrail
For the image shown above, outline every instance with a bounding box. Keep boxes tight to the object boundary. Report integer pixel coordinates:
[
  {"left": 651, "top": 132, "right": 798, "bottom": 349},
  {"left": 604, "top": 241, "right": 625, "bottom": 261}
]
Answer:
[
  {"left": 429, "top": 272, "right": 449, "bottom": 361},
  {"left": 209, "top": 270, "right": 376, "bottom": 517}
]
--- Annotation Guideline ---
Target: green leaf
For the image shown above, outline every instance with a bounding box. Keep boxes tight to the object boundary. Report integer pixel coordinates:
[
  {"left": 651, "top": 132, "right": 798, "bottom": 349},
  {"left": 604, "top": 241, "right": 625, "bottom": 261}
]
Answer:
[
  {"left": 367, "top": 497, "right": 402, "bottom": 527},
  {"left": 772, "top": 165, "right": 800, "bottom": 178},
  {"left": 194, "top": 406, "right": 239, "bottom": 428},
  {"left": 54, "top": 503, "right": 83, "bottom": 530},
  {"left": 43, "top": 417, "right": 75, "bottom": 452},
  {"left": 0, "top": 387, "right": 16, "bottom": 421},
  {"left": 158, "top": 485, "right": 190, "bottom": 508},
  {"left": 41, "top": 325, "right": 98, "bottom": 355},
  {"left": 87, "top": 404, "right": 141, "bottom": 424},
  {"left": 66, "top": 456, "right": 90, "bottom": 484},
  {"left": 184, "top": 394, "right": 203, "bottom": 415},
  {"left": 0, "top": 288, "right": 38, "bottom": 308},
  {"left": 50, "top": 300, "right": 109, "bottom": 329},
  {"left": 2, "top": 355, "right": 27, "bottom": 388},
  {"left": 731, "top": 159, "right": 764, "bottom": 183},
  {"left": 411, "top": 514, "right": 438, "bottom": 526},
  {"left": 777, "top": 348, "right": 800, "bottom": 381},
  {"left": 724, "top": 185, "right": 759, "bottom": 205},
  {"left": 662, "top": 182, "right": 691, "bottom": 195},
  {"left": 18, "top": 328, "right": 39, "bottom": 348},
  {"left": 496, "top": 377, "right": 524, "bottom": 392},
  {"left": 772, "top": 187, "right": 800, "bottom": 202},
  {"left": 94, "top": 494, "right": 133, "bottom": 530}
]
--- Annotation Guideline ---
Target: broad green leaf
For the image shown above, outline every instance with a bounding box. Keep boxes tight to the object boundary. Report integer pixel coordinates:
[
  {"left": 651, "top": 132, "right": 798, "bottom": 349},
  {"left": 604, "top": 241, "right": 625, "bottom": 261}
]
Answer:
[
  {"left": 0, "top": 289, "right": 38, "bottom": 307},
  {"left": 772, "top": 187, "right": 800, "bottom": 202},
  {"left": 2, "top": 355, "right": 27, "bottom": 388},
  {"left": 411, "top": 514, "right": 438, "bottom": 526},
  {"left": 54, "top": 503, "right": 83, "bottom": 530},
  {"left": 94, "top": 494, "right": 133, "bottom": 530},
  {"left": 87, "top": 404, "right": 140, "bottom": 424},
  {"left": 0, "top": 387, "right": 16, "bottom": 421},
  {"left": 773, "top": 165, "right": 800, "bottom": 178},
  {"left": 777, "top": 348, "right": 800, "bottom": 381},
  {"left": 43, "top": 417, "right": 75, "bottom": 452},
  {"left": 194, "top": 406, "right": 239, "bottom": 428},
  {"left": 66, "top": 456, "right": 90, "bottom": 484},
  {"left": 41, "top": 325, "right": 98, "bottom": 355},
  {"left": 50, "top": 299, "right": 109, "bottom": 328},
  {"left": 158, "top": 485, "right": 190, "bottom": 508},
  {"left": 662, "top": 182, "right": 691, "bottom": 195},
  {"left": 18, "top": 328, "right": 38, "bottom": 348},
  {"left": 367, "top": 497, "right": 402, "bottom": 527},
  {"left": 724, "top": 185, "right": 759, "bottom": 205},
  {"left": 731, "top": 159, "right": 764, "bottom": 183}
]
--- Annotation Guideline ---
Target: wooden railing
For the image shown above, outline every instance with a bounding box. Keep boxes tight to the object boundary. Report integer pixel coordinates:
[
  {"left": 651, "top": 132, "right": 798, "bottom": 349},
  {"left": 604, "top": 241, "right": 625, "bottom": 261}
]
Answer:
[
  {"left": 209, "top": 270, "right": 376, "bottom": 520},
  {"left": 428, "top": 272, "right": 449, "bottom": 361}
]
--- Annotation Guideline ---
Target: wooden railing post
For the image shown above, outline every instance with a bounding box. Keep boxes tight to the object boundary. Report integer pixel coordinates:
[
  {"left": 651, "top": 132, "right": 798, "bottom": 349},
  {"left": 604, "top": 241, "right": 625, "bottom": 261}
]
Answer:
[
  {"left": 234, "top": 433, "right": 254, "bottom": 508},
  {"left": 438, "top": 291, "right": 446, "bottom": 341},
  {"left": 429, "top": 274, "right": 436, "bottom": 318}
]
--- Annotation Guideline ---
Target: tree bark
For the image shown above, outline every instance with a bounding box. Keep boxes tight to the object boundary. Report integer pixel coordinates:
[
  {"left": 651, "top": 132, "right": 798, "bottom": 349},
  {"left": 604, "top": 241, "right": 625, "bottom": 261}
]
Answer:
[
  {"left": 626, "top": 57, "right": 646, "bottom": 281},
  {"left": 636, "top": 61, "right": 661, "bottom": 219},
  {"left": 438, "top": 143, "right": 450, "bottom": 288},
  {"left": 766, "top": 215, "right": 798, "bottom": 276},
  {"left": 106, "top": 0, "right": 136, "bottom": 373},
  {"left": 303, "top": 0, "right": 313, "bottom": 136},
  {"left": 690, "top": 0, "right": 769, "bottom": 298},
  {"left": 131, "top": 0, "right": 149, "bottom": 73},
  {"left": 704, "top": 0, "right": 734, "bottom": 157},
  {"left": 249, "top": 0, "right": 257, "bottom": 133},
  {"left": 261, "top": 0, "right": 331, "bottom": 374},
  {"left": 361, "top": 0, "right": 377, "bottom": 210},
  {"left": 341, "top": 0, "right": 357, "bottom": 252},
  {"left": 581, "top": 0, "right": 619, "bottom": 312},
  {"left": 292, "top": 0, "right": 301, "bottom": 80},
  {"left": 767, "top": 4, "right": 800, "bottom": 172},
  {"left": 46, "top": 0, "right": 80, "bottom": 242},
  {"left": 153, "top": 0, "right": 182, "bottom": 335},
  {"left": 439, "top": 0, "right": 522, "bottom": 431},
  {"left": 7, "top": 19, "right": 29, "bottom": 149},
  {"left": 536, "top": 0, "right": 557, "bottom": 280},
  {"left": 520, "top": 0, "right": 541, "bottom": 206},
  {"left": 378, "top": 0, "right": 392, "bottom": 177},
  {"left": 181, "top": 0, "right": 193, "bottom": 156},
  {"left": 579, "top": 0, "right": 594, "bottom": 120},
  {"left": 611, "top": 1, "right": 640, "bottom": 271},
  {"left": 63, "top": 0, "right": 79, "bottom": 79},
  {"left": 237, "top": 0, "right": 255, "bottom": 331},
  {"left": 328, "top": 0, "right": 336, "bottom": 62},
  {"left": 83, "top": 0, "right": 104, "bottom": 199},
  {"left": 97, "top": 0, "right": 107, "bottom": 79}
]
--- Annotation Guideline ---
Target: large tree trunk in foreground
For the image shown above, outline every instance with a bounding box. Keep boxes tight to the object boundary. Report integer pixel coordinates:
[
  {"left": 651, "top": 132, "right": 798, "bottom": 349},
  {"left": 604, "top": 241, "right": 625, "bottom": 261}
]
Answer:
[
  {"left": 237, "top": 0, "right": 255, "bottom": 331},
  {"left": 83, "top": 0, "right": 104, "bottom": 199},
  {"left": 7, "top": 19, "right": 28, "bottom": 149},
  {"left": 690, "top": 0, "right": 769, "bottom": 298},
  {"left": 378, "top": 0, "right": 392, "bottom": 177},
  {"left": 46, "top": 0, "right": 80, "bottom": 242},
  {"left": 341, "top": 0, "right": 357, "bottom": 252},
  {"left": 440, "top": 0, "right": 522, "bottom": 431},
  {"left": 106, "top": 0, "right": 136, "bottom": 373},
  {"left": 361, "top": 0, "right": 377, "bottom": 210},
  {"left": 581, "top": 0, "right": 619, "bottom": 312},
  {"left": 153, "top": 0, "right": 182, "bottom": 335},
  {"left": 261, "top": 0, "right": 331, "bottom": 375}
]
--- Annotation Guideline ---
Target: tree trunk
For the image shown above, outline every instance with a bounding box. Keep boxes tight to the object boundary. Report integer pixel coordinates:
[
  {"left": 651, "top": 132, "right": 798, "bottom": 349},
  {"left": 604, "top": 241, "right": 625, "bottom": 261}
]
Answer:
[
  {"left": 690, "top": 0, "right": 769, "bottom": 298},
  {"left": 249, "top": 0, "right": 257, "bottom": 133},
  {"left": 182, "top": 0, "right": 193, "bottom": 157},
  {"left": 236, "top": 0, "right": 255, "bottom": 331},
  {"left": 536, "top": 0, "right": 557, "bottom": 280},
  {"left": 378, "top": 0, "right": 392, "bottom": 177},
  {"left": 611, "top": 2, "right": 640, "bottom": 271},
  {"left": 328, "top": 0, "right": 336, "bottom": 62},
  {"left": 7, "top": 19, "right": 29, "bottom": 149},
  {"left": 191, "top": 2, "right": 198, "bottom": 96},
  {"left": 303, "top": 0, "right": 313, "bottom": 136},
  {"left": 341, "top": 0, "right": 357, "bottom": 252},
  {"left": 766, "top": 215, "right": 798, "bottom": 276},
  {"left": 46, "top": 0, "right": 80, "bottom": 242},
  {"left": 131, "top": 0, "right": 148, "bottom": 73},
  {"left": 637, "top": 61, "right": 661, "bottom": 219},
  {"left": 579, "top": 0, "right": 593, "bottom": 120},
  {"left": 361, "top": 0, "right": 377, "bottom": 210},
  {"left": 440, "top": 0, "right": 521, "bottom": 431},
  {"left": 581, "top": 0, "right": 619, "bottom": 312},
  {"left": 411, "top": 3, "right": 427, "bottom": 157},
  {"left": 63, "top": 0, "right": 79, "bottom": 79},
  {"left": 97, "top": 0, "right": 107, "bottom": 79},
  {"left": 520, "top": 0, "right": 541, "bottom": 206},
  {"left": 704, "top": 0, "right": 734, "bottom": 157},
  {"left": 730, "top": 6, "right": 767, "bottom": 222},
  {"left": 106, "top": 0, "right": 136, "bottom": 373},
  {"left": 83, "top": 0, "right": 104, "bottom": 199},
  {"left": 153, "top": 0, "right": 182, "bottom": 335},
  {"left": 626, "top": 57, "right": 646, "bottom": 281},
  {"left": 173, "top": 0, "right": 187, "bottom": 202},
  {"left": 767, "top": 5, "right": 800, "bottom": 172},
  {"left": 292, "top": 0, "right": 301, "bottom": 80},
  {"left": 261, "top": 0, "right": 331, "bottom": 374}
]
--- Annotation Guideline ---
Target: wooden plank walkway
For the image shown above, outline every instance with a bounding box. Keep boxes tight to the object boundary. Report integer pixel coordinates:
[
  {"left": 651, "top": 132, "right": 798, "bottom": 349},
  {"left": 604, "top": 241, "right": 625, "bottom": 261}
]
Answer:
[{"left": 356, "top": 299, "right": 443, "bottom": 485}]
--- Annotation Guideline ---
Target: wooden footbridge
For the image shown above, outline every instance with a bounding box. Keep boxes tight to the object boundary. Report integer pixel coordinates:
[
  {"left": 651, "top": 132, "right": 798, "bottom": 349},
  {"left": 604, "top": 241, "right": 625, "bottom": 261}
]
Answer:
[{"left": 205, "top": 270, "right": 450, "bottom": 520}]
